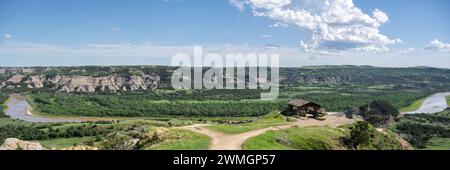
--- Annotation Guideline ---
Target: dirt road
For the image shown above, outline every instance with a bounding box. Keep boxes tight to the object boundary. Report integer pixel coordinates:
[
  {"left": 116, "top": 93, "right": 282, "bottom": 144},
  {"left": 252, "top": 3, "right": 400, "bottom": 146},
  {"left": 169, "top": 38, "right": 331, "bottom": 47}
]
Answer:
[{"left": 181, "top": 115, "right": 356, "bottom": 150}]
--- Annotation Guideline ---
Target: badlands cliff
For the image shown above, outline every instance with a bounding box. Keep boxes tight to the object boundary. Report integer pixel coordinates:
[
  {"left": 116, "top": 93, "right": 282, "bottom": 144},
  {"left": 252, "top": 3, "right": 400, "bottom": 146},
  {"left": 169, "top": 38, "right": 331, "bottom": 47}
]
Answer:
[{"left": 0, "top": 74, "right": 160, "bottom": 93}]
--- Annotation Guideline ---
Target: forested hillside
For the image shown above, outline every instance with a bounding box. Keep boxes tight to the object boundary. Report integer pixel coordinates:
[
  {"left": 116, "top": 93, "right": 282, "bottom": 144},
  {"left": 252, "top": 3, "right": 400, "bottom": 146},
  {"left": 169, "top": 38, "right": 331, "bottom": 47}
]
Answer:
[{"left": 1, "top": 65, "right": 449, "bottom": 92}]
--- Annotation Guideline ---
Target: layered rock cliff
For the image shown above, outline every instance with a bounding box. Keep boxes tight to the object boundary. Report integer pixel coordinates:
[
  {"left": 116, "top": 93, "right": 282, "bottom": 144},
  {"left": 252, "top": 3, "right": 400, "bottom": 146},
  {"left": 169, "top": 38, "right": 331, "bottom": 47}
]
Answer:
[{"left": 0, "top": 74, "right": 160, "bottom": 93}]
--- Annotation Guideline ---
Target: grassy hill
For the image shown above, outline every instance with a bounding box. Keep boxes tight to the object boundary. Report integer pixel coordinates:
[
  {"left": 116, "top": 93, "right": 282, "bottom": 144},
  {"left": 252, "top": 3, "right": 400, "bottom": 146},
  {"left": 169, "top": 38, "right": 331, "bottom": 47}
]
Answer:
[
  {"left": 242, "top": 126, "right": 347, "bottom": 150},
  {"left": 243, "top": 122, "right": 405, "bottom": 150},
  {"left": 0, "top": 118, "right": 211, "bottom": 150}
]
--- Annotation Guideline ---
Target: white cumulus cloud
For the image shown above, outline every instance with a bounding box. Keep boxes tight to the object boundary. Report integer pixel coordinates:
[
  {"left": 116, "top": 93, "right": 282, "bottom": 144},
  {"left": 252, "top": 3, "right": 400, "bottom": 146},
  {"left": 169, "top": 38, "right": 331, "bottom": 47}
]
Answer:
[
  {"left": 425, "top": 39, "right": 450, "bottom": 52},
  {"left": 229, "top": 0, "right": 401, "bottom": 52}
]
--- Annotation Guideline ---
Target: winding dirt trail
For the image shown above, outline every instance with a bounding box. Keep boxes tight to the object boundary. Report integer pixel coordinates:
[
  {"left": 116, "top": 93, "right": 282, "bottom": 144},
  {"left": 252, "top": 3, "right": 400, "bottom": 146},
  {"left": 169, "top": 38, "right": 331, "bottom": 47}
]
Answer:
[{"left": 180, "top": 115, "right": 356, "bottom": 150}]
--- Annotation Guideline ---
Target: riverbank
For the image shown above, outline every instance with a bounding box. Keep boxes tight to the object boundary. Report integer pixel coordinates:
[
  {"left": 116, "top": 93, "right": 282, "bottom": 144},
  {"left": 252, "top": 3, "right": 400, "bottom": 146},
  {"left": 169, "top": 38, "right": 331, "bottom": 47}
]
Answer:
[
  {"left": 403, "top": 92, "right": 450, "bottom": 114},
  {"left": 4, "top": 95, "right": 81, "bottom": 123}
]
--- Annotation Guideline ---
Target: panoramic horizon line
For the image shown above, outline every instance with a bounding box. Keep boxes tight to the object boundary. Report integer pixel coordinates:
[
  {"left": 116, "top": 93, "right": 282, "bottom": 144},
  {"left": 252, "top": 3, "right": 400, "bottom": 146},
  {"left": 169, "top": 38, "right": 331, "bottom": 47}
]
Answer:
[{"left": 1, "top": 64, "right": 449, "bottom": 69}]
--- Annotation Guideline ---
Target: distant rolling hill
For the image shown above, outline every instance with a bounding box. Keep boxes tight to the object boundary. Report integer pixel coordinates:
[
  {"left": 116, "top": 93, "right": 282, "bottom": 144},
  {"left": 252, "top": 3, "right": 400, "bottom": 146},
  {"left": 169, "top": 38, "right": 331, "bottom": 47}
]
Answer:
[{"left": 0, "top": 65, "right": 449, "bottom": 93}]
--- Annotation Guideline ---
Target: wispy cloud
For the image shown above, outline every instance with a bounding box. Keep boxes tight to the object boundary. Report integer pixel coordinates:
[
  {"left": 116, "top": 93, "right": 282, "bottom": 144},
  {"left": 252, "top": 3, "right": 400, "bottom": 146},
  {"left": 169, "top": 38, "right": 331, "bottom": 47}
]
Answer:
[
  {"left": 229, "top": 0, "right": 247, "bottom": 12},
  {"left": 3, "top": 34, "right": 12, "bottom": 42},
  {"left": 1, "top": 41, "right": 449, "bottom": 68},
  {"left": 269, "top": 22, "right": 289, "bottom": 28},
  {"left": 111, "top": 27, "right": 120, "bottom": 32},
  {"left": 261, "top": 34, "right": 272, "bottom": 38}
]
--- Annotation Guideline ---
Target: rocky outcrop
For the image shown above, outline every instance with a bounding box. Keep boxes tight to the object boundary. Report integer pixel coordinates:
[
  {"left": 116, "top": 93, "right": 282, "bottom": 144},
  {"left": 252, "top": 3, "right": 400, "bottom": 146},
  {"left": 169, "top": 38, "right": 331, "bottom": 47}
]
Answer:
[
  {"left": 25, "top": 75, "right": 46, "bottom": 88},
  {"left": 7, "top": 75, "right": 26, "bottom": 84},
  {"left": 1, "top": 74, "right": 160, "bottom": 93},
  {"left": 0, "top": 138, "right": 47, "bottom": 150},
  {"left": 345, "top": 100, "right": 400, "bottom": 128}
]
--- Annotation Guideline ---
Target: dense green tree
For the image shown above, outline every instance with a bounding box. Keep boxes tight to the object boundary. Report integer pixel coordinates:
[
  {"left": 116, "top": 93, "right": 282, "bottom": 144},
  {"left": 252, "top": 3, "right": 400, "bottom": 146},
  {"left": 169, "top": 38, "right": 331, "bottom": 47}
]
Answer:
[{"left": 346, "top": 121, "right": 371, "bottom": 149}]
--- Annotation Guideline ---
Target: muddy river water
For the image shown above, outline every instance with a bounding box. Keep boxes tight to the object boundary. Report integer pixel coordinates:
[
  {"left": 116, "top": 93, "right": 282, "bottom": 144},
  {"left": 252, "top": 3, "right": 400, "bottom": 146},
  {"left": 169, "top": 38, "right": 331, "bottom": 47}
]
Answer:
[
  {"left": 4, "top": 95, "right": 81, "bottom": 123},
  {"left": 404, "top": 92, "right": 450, "bottom": 114}
]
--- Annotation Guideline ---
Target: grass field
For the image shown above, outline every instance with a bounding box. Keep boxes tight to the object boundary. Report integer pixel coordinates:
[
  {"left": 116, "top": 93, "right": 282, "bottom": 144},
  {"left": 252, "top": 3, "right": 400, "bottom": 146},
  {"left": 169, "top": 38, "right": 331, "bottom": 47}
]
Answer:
[
  {"left": 422, "top": 138, "right": 450, "bottom": 150},
  {"left": 0, "top": 118, "right": 33, "bottom": 127},
  {"left": 207, "top": 112, "right": 289, "bottom": 134},
  {"left": 242, "top": 126, "right": 347, "bottom": 150},
  {"left": 39, "top": 136, "right": 95, "bottom": 149},
  {"left": 148, "top": 129, "right": 211, "bottom": 150},
  {"left": 399, "top": 97, "right": 427, "bottom": 113}
]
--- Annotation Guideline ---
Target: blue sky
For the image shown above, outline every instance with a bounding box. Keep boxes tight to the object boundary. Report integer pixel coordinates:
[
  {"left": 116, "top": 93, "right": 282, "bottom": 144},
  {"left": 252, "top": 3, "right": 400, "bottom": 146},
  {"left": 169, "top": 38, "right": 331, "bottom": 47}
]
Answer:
[{"left": 0, "top": 0, "right": 449, "bottom": 67}]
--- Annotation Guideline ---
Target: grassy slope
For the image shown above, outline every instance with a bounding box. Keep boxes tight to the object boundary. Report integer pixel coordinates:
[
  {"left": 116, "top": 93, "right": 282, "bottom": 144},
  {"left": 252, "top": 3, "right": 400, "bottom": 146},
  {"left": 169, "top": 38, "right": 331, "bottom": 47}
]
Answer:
[
  {"left": 422, "top": 138, "right": 450, "bottom": 150},
  {"left": 207, "top": 112, "right": 288, "bottom": 134},
  {"left": 1, "top": 112, "right": 211, "bottom": 150},
  {"left": 0, "top": 118, "right": 33, "bottom": 127},
  {"left": 38, "top": 129, "right": 211, "bottom": 150},
  {"left": 243, "top": 123, "right": 404, "bottom": 150},
  {"left": 148, "top": 129, "right": 211, "bottom": 150},
  {"left": 39, "top": 136, "right": 95, "bottom": 149},
  {"left": 242, "top": 126, "right": 347, "bottom": 150}
]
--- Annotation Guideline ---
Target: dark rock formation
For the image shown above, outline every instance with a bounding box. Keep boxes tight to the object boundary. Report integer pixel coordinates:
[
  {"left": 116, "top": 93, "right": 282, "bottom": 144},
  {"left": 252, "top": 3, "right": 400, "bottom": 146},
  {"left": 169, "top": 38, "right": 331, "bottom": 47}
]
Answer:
[{"left": 345, "top": 100, "right": 400, "bottom": 127}]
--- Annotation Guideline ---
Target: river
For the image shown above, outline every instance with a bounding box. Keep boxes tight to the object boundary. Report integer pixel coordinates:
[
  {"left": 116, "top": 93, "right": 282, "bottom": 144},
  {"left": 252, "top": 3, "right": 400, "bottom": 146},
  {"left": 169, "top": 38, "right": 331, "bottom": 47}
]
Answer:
[
  {"left": 4, "top": 95, "right": 81, "bottom": 123},
  {"left": 404, "top": 92, "right": 450, "bottom": 114},
  {"left": 4, "top": 92, "right": 450, "bottom": 123}
]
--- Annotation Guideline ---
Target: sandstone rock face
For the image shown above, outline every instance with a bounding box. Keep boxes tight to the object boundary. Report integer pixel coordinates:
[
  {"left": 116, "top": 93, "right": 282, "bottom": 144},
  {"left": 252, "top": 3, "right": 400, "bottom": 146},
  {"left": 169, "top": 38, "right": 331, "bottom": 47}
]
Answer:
[
  {"left": 0, "top": 138, "right": 47, "bottom": 150},
  {"left": 0, "top": 74, "right": 160, "bottom": 93},
  {"left": 25, "top": 75, "right": 46, "bottom": 88},
  {"left": 7, "top": 75, "right": 26, "bottom": 84}
]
